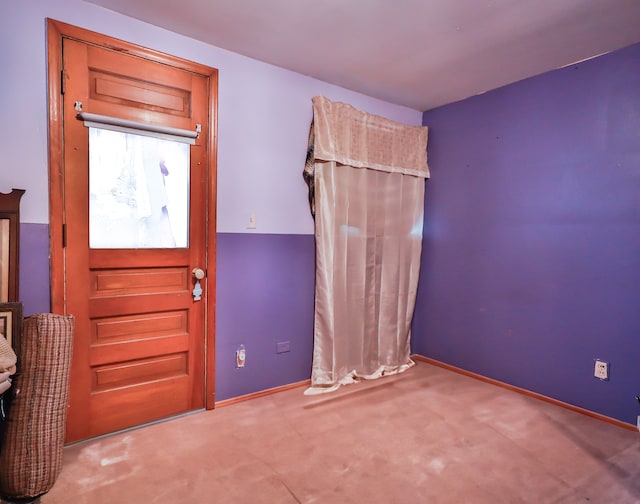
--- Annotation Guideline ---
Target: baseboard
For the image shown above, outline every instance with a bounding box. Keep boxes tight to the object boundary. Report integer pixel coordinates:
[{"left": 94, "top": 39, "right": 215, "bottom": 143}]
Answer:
[
  {"left": 412, "top": 354, "right": 637, "bottom": 432},
  {"left": 215, "top": 379, "right": 311, "bottom": 408}
]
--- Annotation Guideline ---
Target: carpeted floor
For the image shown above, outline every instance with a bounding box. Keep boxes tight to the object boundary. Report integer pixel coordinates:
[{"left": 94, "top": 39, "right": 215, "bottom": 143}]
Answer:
[{"left": 40, "top": 362, "right": 640, "bottom": 503}]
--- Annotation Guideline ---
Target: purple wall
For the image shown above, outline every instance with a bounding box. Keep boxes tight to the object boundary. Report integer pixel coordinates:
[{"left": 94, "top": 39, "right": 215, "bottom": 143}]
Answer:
[
  {"left": 215, "top": 233, "right": 315, "bottom": 401},
  {"left": 19, "top": 223, "right": 51, "bottom": 316},
  {"left": 415, "top": 43, "right": 640, "bottom": 424}
]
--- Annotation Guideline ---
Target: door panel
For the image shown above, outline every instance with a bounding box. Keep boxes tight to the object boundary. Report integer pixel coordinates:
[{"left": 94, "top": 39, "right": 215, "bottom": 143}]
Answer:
[
  {"left": 90, "top": 378, "right": 191, "bottom": 436},
  {"left": 91, "top": 72, "right": 191, "bottom": 116},
  {"left": 90, "top": 267, "right": 189, "bottom": 296},
  {"left": 86, "top": 43, "right": 195, "bottom": 121},
  {"left": 61, "top": 36, "right": 211, "bottom": 442}
]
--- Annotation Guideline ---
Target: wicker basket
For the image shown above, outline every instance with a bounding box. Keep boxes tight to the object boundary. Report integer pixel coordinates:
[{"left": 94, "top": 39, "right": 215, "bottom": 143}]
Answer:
[{"left": 0, "top": 314, "right": 74, "bottom": 500}]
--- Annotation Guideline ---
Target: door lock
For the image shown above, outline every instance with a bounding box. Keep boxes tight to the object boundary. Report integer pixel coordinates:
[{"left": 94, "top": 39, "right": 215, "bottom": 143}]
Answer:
[{"left": 192, "top": 268, "right": 205, "bottom": 301}]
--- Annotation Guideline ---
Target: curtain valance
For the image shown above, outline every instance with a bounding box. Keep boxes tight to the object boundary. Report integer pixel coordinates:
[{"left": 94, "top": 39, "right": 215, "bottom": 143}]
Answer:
[{"left": 311, "top": 96, "right": 430, "bottom": 178}]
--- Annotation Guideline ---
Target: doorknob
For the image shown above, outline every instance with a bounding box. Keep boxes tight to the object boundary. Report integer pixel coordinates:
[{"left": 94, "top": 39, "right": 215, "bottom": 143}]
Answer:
[{"left": 191, "top": 268, "right": 205, "bottom": 301}]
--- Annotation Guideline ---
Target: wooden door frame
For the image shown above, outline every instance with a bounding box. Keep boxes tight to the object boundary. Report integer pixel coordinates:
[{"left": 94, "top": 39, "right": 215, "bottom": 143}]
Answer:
[{"left": 46, "top": 19, "right": 218, "bottom": 410}]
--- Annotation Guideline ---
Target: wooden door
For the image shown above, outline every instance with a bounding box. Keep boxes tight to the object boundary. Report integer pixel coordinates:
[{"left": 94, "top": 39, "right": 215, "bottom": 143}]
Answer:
[{"left": 48, "top": 21, "right": 217, "bottom": 443}]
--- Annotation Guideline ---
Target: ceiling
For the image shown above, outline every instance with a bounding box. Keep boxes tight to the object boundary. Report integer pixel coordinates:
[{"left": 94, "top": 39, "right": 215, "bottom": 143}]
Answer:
[{"left": 85, "top": 0, "right": 640, "bottom": 111}]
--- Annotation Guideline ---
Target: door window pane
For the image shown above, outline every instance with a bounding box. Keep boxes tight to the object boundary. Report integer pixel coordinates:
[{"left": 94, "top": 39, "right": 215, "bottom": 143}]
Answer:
[{"left": 89, "top": 128, "right": 190, "bottom": 248}]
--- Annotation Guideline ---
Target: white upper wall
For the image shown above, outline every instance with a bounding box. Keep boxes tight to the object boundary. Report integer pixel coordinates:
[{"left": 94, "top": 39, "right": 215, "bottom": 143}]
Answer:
[{"left": 0, "top": 0, "right": 421, "bottom": 234}]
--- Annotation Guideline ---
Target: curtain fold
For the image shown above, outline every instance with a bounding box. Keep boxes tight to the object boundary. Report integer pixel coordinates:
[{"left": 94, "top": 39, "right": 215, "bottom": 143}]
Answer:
[{"left": 305, "top": 97, "right": 429, "bottom": 395}]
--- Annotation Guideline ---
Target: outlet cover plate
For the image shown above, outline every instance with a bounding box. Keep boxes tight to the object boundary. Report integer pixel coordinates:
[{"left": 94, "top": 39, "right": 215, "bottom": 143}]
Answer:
[
  {"left": 236, "top": 346, "right": 246, "bottom": 368},
  {"left": 276, "top": 340, "right": 290, "bottom": 354},
  {"left": 594, "top": 359, "right": 609, "bottom": 380}
]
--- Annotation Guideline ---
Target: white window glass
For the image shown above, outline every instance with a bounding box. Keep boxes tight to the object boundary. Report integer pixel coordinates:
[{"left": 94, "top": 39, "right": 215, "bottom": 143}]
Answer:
[{"left": 89, "top": 128, "right": 190, "bottom": 248}]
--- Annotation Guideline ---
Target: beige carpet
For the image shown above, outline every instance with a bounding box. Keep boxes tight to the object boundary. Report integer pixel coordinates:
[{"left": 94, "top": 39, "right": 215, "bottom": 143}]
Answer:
[{"left": 40, "top": 362, "right": 640, "bottom": 503}]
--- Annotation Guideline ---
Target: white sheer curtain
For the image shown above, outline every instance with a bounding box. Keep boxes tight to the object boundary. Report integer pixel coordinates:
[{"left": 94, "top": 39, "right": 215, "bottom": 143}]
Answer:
[{"left": 304, "top": 96, "right": 429, "bottom": 395}]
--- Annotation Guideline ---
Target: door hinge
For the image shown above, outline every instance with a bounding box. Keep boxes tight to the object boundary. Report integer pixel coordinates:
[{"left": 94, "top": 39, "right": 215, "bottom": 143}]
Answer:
[
  {"left": 62, "top": 223, "right": 67, "bottom": 248},
  {"left": 60, "top": 69, "right": 65, "bottom": 95}
]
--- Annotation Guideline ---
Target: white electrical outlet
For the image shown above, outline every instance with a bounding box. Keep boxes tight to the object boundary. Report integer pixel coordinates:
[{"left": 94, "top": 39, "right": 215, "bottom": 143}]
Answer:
[
  {"left": 236, "top": 345, "right": 246, "bottom": 368},
  {"left": 594, "top": 359, "right": 609, "bottom": 380},
  {"left": 637, "top": 415, "right": 640, "bottom": 433}
]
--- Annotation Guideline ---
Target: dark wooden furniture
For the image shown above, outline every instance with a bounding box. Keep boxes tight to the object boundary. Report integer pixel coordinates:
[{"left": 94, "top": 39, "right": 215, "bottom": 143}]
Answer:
[{"left": 0, "top": 189, "right": 25, "bottom": 304}]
